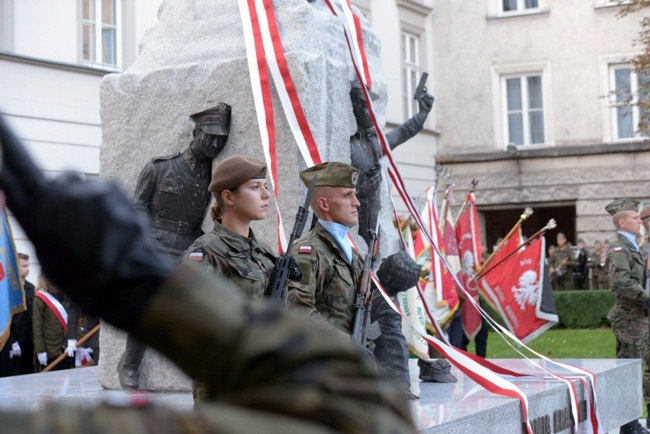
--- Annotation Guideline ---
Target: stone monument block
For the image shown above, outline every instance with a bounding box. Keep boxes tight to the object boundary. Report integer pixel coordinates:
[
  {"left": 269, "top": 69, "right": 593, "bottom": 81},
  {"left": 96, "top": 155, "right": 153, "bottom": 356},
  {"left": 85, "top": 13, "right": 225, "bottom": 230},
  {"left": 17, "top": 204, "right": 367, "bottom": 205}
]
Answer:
[{"left": 98, "top": 0, "right": 392, "bottom": 390}]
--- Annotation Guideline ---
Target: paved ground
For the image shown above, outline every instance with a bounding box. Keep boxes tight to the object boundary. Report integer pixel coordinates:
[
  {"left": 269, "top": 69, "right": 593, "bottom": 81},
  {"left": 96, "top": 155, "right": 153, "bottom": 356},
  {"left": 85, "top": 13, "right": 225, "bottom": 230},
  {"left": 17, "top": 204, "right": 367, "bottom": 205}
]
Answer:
[{"left": 0, "top": 360, "right": 644, "bottom": 433}]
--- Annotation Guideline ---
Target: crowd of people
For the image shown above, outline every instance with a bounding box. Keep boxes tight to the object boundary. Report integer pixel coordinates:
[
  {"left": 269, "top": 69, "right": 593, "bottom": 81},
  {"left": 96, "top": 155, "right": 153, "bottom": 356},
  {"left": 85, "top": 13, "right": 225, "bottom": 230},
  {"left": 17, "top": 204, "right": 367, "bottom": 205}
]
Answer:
[
  {"left": 0, "top": 253, "right": 99, "bottom": 378},
  {"left": 547, "top": 233, "right": 611, "bottom": 291}
]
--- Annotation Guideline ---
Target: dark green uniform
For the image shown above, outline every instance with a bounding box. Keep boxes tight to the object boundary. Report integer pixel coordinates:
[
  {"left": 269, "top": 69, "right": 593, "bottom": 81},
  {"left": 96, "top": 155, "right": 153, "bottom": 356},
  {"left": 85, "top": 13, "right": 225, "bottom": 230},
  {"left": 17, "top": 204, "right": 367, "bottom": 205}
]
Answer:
[
  {"left": 588, "top": 249, "right": 608, "bottom": 289},
  {"left": 183, "top": 221, "right": 276, "bottom": 403},
  {"left": 288, "top": 223, "right": 363, "bottom": 335},
  {"left": 183, "top": 222, "right": 276, "bottom": 299},
  {"left": 549, "top": 243, "right": 574, "bottom": 291},
  {"left": 607, "top": 233, "right": 650, "bottom": 404},
  {"left": 32, "top": 288, "right": 70, "bottom": 361},
  {"left": 2, "top": 263, "right": 416, "bottom": 433}
]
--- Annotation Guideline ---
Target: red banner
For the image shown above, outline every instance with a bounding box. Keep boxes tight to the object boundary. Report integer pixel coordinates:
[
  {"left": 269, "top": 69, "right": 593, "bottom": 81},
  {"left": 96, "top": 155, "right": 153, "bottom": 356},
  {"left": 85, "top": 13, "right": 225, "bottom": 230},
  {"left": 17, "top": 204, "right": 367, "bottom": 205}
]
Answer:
[
  {"left": 455, "top": 192, "right": 483, "bottom": 339},
  {"left": 479, "top": 237, "right": 558, "bottom": 343}
]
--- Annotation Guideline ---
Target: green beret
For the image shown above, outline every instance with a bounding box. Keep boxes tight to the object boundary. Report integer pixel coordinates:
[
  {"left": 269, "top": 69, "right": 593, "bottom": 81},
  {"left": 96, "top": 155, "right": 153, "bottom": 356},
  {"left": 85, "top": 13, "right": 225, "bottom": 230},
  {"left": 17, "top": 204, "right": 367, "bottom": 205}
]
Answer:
[
  {"left": 209, "top": 155, "right": 267, "bottom": 193},
  {"left": 191, "top": 103, "right": 231, "bottom": 136},
  {"left": 605, "top": 198, "right": 640, "bottom": 216},
  {"left": 299, "top": 162, "right": 359, "bottom": 189}
]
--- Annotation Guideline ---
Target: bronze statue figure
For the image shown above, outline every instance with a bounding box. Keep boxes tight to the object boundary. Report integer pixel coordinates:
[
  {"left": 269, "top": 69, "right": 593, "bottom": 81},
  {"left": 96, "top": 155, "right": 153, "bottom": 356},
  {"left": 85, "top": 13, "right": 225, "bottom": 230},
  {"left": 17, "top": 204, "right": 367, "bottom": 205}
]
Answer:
[
  {"left": 349, "top": 83, "right": 433, "bottom": 245},
  {"left": 118, "top": 103, "right": 231, "bottom": 390}
]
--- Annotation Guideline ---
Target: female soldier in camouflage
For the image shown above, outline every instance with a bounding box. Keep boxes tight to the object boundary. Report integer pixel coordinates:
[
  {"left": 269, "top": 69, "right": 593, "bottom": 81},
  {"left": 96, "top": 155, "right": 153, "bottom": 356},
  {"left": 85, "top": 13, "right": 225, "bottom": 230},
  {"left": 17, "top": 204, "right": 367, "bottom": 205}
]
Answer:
[
  {"left": 184, "top": 155, "right": 277, "bottom": 404},
  {"left": 184, "top": 155, "right": 276, "bottom": 299}
]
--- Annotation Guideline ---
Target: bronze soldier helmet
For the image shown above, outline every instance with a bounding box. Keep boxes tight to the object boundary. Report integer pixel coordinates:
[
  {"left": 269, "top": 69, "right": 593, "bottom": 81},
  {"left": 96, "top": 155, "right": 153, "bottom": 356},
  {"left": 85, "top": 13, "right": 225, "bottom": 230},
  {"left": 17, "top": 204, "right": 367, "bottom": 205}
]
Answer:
[{"left": 190, "top": 103, "right": 232, "bottom": 136}]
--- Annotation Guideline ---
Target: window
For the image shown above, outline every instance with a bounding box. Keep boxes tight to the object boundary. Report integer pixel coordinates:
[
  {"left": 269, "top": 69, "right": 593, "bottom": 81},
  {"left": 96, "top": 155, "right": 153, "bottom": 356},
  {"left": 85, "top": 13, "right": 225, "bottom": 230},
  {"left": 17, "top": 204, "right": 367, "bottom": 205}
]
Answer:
[
  {"left": 82, "top": 0, "right": 119, "bottom": 67},
  {"left": 503, "top": 74, "right": 545, "bottom": 145},
  {"left": 402, "top": 32, "right": 420, "bottom": 119},
  {"left": 610, "top": 64, "right": 649, "bottom": 140},
  {"left": 502, "top": 0, "right": 539, "bottom": 13}
]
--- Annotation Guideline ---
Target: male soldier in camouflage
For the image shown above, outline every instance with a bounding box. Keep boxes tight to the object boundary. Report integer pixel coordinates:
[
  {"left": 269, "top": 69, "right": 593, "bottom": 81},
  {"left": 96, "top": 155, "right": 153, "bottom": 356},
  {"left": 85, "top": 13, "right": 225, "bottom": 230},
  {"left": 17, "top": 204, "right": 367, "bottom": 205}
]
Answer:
[
  {"left": 549, "top": 232, "right": 574, "bottom": 291},
  {"left": 287, "top": 162, "right": 363, "bottom": 336},
  {"left": 588, "top": 240, "right": 608, "bottom": 290},
  {"left": 119, "top": 103, "right": 231, "bottom": 389},
  {"left": 606, "top": 198, "right": 650, "bottom": 434},
  {"left": 637, "top": 205, "right": 650, "bottom": 430},
  {"left": 349, "top": 84, "right": 433, "bottom": 245},
  {"left": 0, "top": 115, "right": 416, "bottom": 434}
]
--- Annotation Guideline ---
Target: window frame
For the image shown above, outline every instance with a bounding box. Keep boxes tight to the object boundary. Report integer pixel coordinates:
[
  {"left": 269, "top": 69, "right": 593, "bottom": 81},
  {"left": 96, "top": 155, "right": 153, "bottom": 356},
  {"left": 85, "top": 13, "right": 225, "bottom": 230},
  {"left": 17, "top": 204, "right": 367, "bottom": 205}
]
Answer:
[
  {"left": 401, "top": 31, "right": 421, "bottom": 120},
  {"left": 487, "top": 0, "right": 548, "bottom": 18},
  {"left": 491, "top": 62, "right": 553, "bottom": 149},
  {"left": 501, "top": 0, "right": 540, "bottom": 14},
  {"left": 80, "top": 0, "right": 121, "bottom": 70},
  {"left": 608, "top": 63, "right": 648, "bottom": 142}
]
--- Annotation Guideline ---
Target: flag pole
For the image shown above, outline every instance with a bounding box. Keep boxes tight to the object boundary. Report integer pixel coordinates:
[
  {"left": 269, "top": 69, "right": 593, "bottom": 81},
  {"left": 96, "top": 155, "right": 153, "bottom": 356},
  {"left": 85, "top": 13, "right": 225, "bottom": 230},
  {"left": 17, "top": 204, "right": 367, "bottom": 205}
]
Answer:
[
  {"left": 477, "top": 219, "right": 556, "bottom": 280},
  {"left": 479, "top": 207, "right": 534, "bottom": 272},
  {"left": 454, "top": 179, "right": 479, "bottom": 223},
  {"left": 41, "top": 324, "right": 101, "bottom": 373},
  {"left": 438, "top": 168, "right": 453, "bottom": 232}
]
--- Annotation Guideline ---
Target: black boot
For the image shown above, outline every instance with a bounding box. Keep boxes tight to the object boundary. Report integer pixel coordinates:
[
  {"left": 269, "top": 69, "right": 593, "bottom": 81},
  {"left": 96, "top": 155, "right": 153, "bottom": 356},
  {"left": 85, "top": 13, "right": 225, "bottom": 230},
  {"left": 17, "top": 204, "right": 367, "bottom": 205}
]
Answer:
[
  {"left": 117, "top": 334, "right": 146, "bottom": 389},
  {"left": 620, "top": 419, "right": 648, "bottom": 434}
]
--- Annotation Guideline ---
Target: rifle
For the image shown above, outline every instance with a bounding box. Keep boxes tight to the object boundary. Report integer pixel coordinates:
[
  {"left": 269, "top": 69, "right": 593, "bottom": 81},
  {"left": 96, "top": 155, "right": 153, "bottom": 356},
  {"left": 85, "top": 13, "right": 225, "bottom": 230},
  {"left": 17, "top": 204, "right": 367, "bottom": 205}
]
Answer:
[
  {"left": 351, "top": 224, "right": 380, "bottom": 347},
  {"left": 414, "top": 72, "right": 429, "bottom": 101},
  {"left": 264, "top": 176, "right": 317, "bottom": 301}
]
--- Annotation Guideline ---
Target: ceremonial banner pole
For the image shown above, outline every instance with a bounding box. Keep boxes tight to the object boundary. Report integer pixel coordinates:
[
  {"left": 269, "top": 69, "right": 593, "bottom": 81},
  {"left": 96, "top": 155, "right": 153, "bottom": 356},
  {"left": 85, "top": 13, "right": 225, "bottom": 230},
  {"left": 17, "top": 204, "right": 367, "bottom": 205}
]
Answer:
[
  {"left": 480, "top": 207, "right": 533, "bottom": 271},
  {"left": 42, "top": 324, "right": 101, "bottom": 373},
  {"left": 478, "top": 219, "right": 557, "bottom": 280},
  {"left": 454, "top": 179, "right": 478, "bottom": 222}
]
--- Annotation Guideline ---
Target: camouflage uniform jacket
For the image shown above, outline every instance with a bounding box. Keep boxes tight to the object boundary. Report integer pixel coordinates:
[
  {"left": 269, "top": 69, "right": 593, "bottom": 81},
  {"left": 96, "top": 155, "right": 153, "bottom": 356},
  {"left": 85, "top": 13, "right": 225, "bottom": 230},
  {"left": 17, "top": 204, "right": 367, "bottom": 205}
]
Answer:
[
  {"left": 4, "top": 263, "right": 416, "bottom": 434},
  {"left": 607, "top": 233, "right": 650, "bottom": 344},
  {"left": 133, "top": 148, "right": 212, "bottom": 260},
  {"left": 549, "top": 243, "right": 574, "bottom": 270},
  {"left": 288, "top": 223, "right": 363, "bottom": 334},
  {"left": 183, "top": 222, "right": 276, "bottom": 299}
]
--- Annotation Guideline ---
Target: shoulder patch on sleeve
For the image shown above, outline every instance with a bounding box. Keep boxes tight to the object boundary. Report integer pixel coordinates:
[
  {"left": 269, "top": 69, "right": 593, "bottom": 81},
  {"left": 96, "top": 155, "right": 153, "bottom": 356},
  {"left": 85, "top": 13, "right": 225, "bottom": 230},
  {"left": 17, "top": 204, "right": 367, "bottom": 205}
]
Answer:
[
  {"left": 188, "top": 252, "right": 204, "bottom": 261},
  {"left": 613, "top": 247, "right": 623, "bottom": 252},
  {"left": 299, "top": 246, "right": 313, "bottom": 254}
]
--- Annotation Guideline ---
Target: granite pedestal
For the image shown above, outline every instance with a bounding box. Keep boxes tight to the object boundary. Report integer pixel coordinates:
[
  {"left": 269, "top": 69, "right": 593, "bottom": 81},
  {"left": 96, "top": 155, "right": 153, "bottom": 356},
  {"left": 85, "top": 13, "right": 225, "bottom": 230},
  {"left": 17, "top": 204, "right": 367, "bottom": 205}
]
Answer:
[{"left": 0, "top": 358, "right": 641, "bottom": 433}]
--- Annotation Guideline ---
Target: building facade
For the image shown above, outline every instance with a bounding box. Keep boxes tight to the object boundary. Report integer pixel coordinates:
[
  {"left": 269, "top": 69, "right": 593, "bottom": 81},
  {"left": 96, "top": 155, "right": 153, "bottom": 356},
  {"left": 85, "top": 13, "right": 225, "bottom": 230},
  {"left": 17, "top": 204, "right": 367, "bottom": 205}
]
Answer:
[
  {"left": 0, "top": 0, "right": 159, "bottom": 278},
  {"left": 431, "top": 0, "right": 650, "bottom": 249},
  {"left": 0, "top": 0, "right": 438, "bottom": 279}
]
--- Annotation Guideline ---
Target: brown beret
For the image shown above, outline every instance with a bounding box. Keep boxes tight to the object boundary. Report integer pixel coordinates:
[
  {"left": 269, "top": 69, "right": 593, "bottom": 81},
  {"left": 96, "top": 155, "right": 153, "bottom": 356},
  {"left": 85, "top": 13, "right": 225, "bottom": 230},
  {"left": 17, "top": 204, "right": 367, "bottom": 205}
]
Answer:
[
  {"left": 299, "top": 162, "right": 359, "bottom": 189},
  {"left": 605, "top": 198, "right": 640, "bottom": 216},
  {"left": 640, "top": 205, "right": 650, "bottom": 221},
  {"left": 191, "top": 103, "right": 231, "bottom": 136},
  {"left": 209, "top": 155, "right": 267, "bottom": 193}
]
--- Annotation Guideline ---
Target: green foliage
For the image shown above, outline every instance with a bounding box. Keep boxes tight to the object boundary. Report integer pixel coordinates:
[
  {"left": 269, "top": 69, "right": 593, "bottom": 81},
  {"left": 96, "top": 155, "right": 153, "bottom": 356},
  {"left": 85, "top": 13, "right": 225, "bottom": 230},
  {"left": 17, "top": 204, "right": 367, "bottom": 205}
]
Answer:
[
  {"left": 486, "top": 328, "right": 615, "bottom": 359},
  {"left": 552, "top": 290, "right": 615, "bottom": 329},
  {"left": 481, "top": 290, "right": 614, "bottom": 330}
]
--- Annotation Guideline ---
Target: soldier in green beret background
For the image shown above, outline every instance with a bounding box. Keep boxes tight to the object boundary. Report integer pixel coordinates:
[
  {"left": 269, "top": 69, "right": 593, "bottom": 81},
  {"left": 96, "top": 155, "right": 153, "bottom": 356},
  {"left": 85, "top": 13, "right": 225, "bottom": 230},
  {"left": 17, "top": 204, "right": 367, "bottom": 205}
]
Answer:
[
  {"left": 605, "top": 198, "right": 650, "bottom": 434},
  {"left": 287, "top": 162, "right": 364, "bottom": 336},
  {"left": 182, "top": 155, "right": 277, "bottom": 404}
]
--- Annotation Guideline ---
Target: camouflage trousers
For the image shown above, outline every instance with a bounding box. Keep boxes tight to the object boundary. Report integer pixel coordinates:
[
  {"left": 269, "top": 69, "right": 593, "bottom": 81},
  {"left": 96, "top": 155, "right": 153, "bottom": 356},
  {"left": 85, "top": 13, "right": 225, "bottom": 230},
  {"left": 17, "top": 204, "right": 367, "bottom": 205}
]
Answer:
[{"left": 616, "top": 339, "right": 650, "bottom": 404}]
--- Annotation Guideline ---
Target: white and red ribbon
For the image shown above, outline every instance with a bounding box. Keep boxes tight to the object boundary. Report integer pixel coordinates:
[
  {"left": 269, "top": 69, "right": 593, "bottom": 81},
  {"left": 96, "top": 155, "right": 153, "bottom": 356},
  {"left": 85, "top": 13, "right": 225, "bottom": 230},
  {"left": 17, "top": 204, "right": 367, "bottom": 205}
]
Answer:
[
  {"left": 236, "top": 1, "right": 601, "bottom": 432},
  {"left": 35, "top": 290, "right": 68, "bottom": 333}
]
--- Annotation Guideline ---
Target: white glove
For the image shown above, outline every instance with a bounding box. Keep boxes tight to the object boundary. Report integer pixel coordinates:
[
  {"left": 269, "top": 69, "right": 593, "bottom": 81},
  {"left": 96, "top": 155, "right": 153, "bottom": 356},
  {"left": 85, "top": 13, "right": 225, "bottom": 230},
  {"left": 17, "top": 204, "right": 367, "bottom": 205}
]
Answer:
[
  {"left": 65, "top": 339, "right": 77, "bottom": 357},
  {"left": 37, "top": 352, "right": 48, "bottom": 366},
  {"left": 8, "top": 351, "right": 13, "bottom": 359},
  {"left": 11, "top": 341, "right": 21, "bottom": 357}
]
